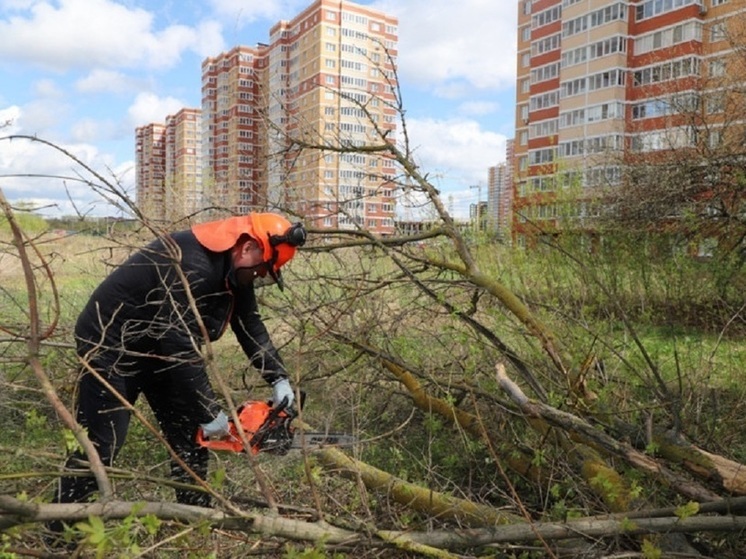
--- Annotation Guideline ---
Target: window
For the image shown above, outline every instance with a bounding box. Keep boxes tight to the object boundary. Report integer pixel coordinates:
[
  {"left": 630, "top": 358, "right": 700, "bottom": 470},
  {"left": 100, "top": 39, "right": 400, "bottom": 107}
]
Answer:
[
  {"left": 635, "top": 21, "right": 702, "bottom": 54},
  {"left": 530, "top": 91, "right": 559, "bottom": 110},
  {"left": 530, "top": 118, "right": 558, "bottom": 137},
  {"left": 636, "top": 0, "right": 701, "bottom": 22},
  {"left": 706, "top": 92, "right": 725, "bottom": 113},
  {"left": 710, "top": 58, "right": 726, "bottom": 77},
  {"left": 529, "top": 148, "right": 555, "bottom": 165},
  {"left": 710, "top": 23, "right": 727, "bottom": 42},
  {"left": 532, "top": 5, "right": 561, "bottom": 28},
  {"left": 563, "top": 2, "right": 625, "bottom": 38},
  {"left": 633, "top": 57, "right": 701, "bottom": 86},
  {"left": 531, "top": 62, "right": 559, "bottom": 84}
]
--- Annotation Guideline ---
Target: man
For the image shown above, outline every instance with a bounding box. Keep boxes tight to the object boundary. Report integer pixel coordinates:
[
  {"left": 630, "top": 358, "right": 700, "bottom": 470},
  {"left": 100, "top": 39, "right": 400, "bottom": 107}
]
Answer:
[{"left": 52, "top": 212, "right": 306, "bottom": 514}]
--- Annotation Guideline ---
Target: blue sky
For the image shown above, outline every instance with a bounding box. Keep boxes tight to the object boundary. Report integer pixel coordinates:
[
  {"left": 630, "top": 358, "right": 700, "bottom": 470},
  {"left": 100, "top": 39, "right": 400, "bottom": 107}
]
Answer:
[{"left": 0, "top": 0, "right": 517, "bottom": 219}]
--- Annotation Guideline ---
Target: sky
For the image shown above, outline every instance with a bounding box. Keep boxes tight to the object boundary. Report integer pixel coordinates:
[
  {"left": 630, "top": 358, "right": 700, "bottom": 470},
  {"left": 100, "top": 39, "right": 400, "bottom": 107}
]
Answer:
[{"left": 0, "top": 0, "right": 517, "bottom": 220}]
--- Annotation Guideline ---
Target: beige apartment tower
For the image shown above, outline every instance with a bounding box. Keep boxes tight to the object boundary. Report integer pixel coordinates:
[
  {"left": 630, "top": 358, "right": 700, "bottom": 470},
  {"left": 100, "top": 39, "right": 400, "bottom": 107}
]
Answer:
[
  {"left": 263, "top": 0, "right": 399, "bottom": 234},
  {"left": 514, "top": 0, "right": 744, "bottom": 245},
  {"left": 198, "top": 0, "right": 399, "bottom": 234},
  {"left": 165, "top": 108, "right": 202, "bottom": 224}
]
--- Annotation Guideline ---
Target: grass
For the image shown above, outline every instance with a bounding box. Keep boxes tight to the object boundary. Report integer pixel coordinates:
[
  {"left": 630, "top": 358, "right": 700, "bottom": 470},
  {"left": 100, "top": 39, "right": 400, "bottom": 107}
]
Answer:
[{"left": 3, "top": 228, "right": 746, "bottom": 556}]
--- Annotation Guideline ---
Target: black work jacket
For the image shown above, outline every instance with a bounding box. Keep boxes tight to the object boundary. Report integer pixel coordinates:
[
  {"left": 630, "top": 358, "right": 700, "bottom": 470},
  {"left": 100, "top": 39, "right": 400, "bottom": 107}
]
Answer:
[{"left": 74, "top": 230, "right": 287, "bottom": 423}]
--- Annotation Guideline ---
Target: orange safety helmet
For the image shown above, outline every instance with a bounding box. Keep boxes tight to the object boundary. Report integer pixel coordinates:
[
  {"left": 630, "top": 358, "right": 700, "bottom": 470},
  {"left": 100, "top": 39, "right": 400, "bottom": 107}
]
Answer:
[{"left": 192, "top": 213, "right": 306, "bottom": 289}]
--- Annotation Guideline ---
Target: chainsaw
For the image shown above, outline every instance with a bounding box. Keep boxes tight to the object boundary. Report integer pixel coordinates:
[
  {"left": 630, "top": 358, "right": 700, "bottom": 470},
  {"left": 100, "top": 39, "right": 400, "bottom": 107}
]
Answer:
[{"left": 196, "top": 396, "right": 356, "bottom": 455}]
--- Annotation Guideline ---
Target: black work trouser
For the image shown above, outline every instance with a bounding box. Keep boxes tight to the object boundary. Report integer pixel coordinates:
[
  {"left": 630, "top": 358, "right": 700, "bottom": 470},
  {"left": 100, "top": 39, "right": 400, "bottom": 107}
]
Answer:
[{"left": 54, "top": 358, "right": 210, "bottom": 510}]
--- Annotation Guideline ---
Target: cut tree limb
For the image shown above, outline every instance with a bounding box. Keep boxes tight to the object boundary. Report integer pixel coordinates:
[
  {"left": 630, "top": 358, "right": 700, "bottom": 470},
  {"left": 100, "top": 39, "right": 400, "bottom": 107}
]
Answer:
[
  {"left": 496, "top": 363, "right": 721, "bottom": 503},
  {"left": 312, "top": 446, "right": 524, "bottom": 527}
]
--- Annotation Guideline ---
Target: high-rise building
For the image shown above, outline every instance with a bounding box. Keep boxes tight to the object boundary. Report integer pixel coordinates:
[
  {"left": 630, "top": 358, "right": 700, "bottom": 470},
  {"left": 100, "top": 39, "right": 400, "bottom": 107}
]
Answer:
[
  {"left": 513, "top": 0, "right": 743, "bottom": 246},
  {"left": 487, "top": 139, "right": 515, "bottom": 234},
  {"left": 201, "top": 46, "right": 265, "bottom": 216},
  {"left": 135, "top": 123, "right": 166, "bottom": 222},
  {"left": 165, "top": 108, "right": 203, "bottom": 224},
  {"left": 197, "top": 0, "right": 399, "bottom": 234},
  {"left": 135, "top": 110, "right": 202, "bottom": 226}
]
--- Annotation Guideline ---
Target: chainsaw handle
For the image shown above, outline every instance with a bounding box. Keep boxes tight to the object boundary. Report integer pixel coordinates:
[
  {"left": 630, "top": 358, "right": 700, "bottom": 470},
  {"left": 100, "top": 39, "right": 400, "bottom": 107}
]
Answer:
[
  {"left": 195, "top": 422, "right": 247, "bottom": 453},
  {"left": 271, "top": 390, "right": 305, "bottom": 417}
]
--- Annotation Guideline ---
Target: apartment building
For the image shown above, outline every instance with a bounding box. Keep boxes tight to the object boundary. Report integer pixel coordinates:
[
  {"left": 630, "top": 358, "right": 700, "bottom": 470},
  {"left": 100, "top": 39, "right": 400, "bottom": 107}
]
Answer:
[
  {"left": 201, "top": 46, "right": 264, "bottom": 216},
  {"left": 197, "top": 0, "right": 399, "bottom": 233},
  {"left": 135, "top": 110, "right": 202, "bottom": 225},
  {"left": 135, "top": 123, "right": 166, "bottom": 222},
  {"left": 137, "top": 0, "right": 398, "bottom": 233},
  {"left": 487, "top": 139, "right": 515, "bottom": 234},
  {"left": 513, "top": 0, "right": 743, "bottom": 245},
  {"left": 165, "top": 108, "right": 203, "bottom": 224},
  {"left": 262, "top": 0, "right": 399, "bottom": 234}
]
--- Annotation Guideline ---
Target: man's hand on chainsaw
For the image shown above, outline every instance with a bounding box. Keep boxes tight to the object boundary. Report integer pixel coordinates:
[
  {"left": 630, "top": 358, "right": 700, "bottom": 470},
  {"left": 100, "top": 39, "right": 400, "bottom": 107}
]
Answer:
[
  {"left": 271, "top": 377, "right": 294, "bottom": 409},
  {"left": 199, "top": 410, "right": 230, "bottom": 439}
]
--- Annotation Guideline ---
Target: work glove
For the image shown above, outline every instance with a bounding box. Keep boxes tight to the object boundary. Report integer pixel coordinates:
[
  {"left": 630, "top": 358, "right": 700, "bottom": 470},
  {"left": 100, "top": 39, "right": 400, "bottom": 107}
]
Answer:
[
  {"left": 200, "top": 411, "right": 230, "bottom": 439},
  {"left": 271, "top": 378, "right": 294, "bottom": 409}
]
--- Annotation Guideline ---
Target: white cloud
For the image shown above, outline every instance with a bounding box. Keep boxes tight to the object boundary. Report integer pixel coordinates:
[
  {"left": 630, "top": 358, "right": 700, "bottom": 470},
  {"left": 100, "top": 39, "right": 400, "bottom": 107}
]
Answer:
[
  {"left": 75, "top": 69, "right": 133, "bottom": 94},
  {"left": 458, "top": 101, "right": 500, "bottom": 117},
  {"left": 0, "top": 105, "right": 131, "bottom": 217},
  {"left": 32, "top": 78, "right": 64, "bottom": 98},
  {"left": 14, "top": 98, "right": 70, "bottom": 134},
  {"left": 126, "top": 92, "right": 186, "bottom": 127},
  {"left": 406, "top": 117, "right": 505, "bottom": 185},
  {"left": 374, "top": 0, "right": 516, "bottom": 94},
  {"left": 70, "top": 117, "right": 121, "bottom": 144},
  {"left": 192, "top": 20, "right": 226, "bottom": 58},
  {"left": 0, "top": 0, "right": 225, "bottom": 71}
]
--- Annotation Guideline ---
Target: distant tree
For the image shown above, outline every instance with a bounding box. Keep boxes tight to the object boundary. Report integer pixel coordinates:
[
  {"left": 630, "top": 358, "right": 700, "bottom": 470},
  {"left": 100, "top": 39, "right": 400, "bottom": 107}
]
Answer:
[{"left": 600, "top": 18, "right": 746, "bottom": 267}]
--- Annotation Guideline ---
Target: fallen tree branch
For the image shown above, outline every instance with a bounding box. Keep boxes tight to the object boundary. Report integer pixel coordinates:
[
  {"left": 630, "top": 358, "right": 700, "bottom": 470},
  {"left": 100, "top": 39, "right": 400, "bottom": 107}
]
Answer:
[
  {"left": 377, "top": 514, "right": 746, "bottom": 549},
  {"left": 495, "top": 363, "right": 721, "bottom": 502},
  {"left": 5, "top": 494, "right": 742, "bottom": 553},
  {"left": 312, "top": 446, "right": 524, "bottom": 526}
]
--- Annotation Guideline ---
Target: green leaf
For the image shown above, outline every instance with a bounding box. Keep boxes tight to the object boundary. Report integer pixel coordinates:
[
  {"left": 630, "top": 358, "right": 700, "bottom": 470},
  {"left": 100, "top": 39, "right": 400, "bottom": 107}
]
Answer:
[{"left": 674, "top": 501, "right": 700, "bottom": 519}]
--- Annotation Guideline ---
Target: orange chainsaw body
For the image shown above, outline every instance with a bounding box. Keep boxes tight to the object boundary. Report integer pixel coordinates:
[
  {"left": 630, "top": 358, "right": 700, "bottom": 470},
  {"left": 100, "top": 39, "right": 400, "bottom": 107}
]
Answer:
[{"left": 196, "top": 400, "right": 290, "bottom": 454}]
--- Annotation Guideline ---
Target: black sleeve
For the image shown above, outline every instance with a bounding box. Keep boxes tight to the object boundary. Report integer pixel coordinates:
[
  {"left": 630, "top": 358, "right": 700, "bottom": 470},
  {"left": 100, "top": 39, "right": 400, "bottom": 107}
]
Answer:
[{"left": 230, "top": 285, "right": 288, "bottom": 385}]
